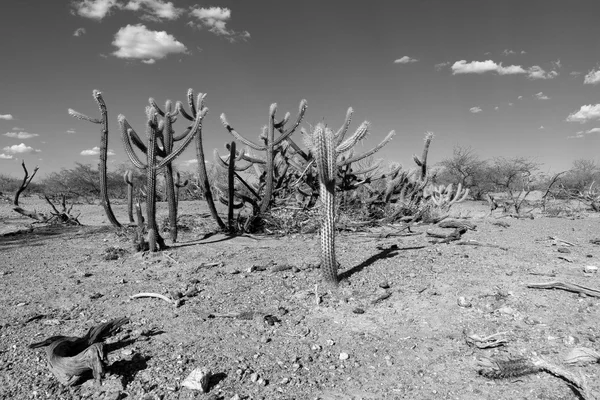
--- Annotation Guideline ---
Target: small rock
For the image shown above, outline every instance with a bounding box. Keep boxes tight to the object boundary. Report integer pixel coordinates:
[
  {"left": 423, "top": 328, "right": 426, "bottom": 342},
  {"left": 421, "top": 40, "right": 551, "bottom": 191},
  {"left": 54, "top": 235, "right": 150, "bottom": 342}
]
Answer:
[
  {"left": 181, "top": 367, "right": 211, "bottom": 392},
  {"left": 89, "top": 293, "right": 103, "bottom": 300},
  {"left": 339, "top": 352, "right": 349, "bottom": 360},
  {"left": 249, "top": 372, "right": 259, "bottom": 382},
  {"left": 281, "top": 377, "right": 290, "bottom": 384},
  {"left": 563, "top": 336, "right": 580, "bottom": 346},
  {"left": 257, "top": 378, "right": 267, "bottom": 386},
  {"left": 230, "top": 395, "right": 241, "bottom": 400},
  {"left": 457, "top": 297, "right": 472, "bottom": 308},
  {"left": 326, "top": 339, "right": 335, "bottom": 346},
  {"left": 584, "top": 265, "right": 598, "bottom": 273},
  {"left": 121, "top": 348, "right": 133, "bottom": 356},
  {"left": 352, "top": 308, "right": 365, "bottom": 314},
  {"left": 43, "top": 319, "right": 61, "bottom": 326},
  {"left": 557, "top": 247, "right": 571, "bottom": 254},
  {"left": 379, "top": 281, "right": 390, "bottom": 289},
  {"left": 497, "top": 306, "right": 514, "bottom": 315}
]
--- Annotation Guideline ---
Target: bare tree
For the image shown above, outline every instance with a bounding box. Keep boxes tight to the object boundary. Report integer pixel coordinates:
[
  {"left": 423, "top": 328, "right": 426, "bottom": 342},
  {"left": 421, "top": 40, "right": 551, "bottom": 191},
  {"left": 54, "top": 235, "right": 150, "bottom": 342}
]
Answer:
[
  {"left": 438, "top": 146, "right": 488, "bottom": 199},
  {"left": 486, "top": 156, "right": 540, "bottom": 213}
]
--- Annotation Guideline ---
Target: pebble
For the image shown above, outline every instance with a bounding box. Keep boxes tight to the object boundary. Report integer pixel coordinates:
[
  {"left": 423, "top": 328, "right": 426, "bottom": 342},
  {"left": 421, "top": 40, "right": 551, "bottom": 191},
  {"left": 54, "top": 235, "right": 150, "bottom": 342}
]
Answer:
[
  {"left": 457, "top": 296, "right": 472, "bottom": 308},
  {"left": 181, "top": 367, "right": 211, "bottom": 392},
  {"left": 339, "top": 352, "right": 349, "bottom": 360},
  {"left": 250, "top": 372, "right": 259, "bottom": 382},
  {"left": 584, "top": 265, "right": 598, "bottom": 273},
  {"left": 352, "top": 308, "right": 365, "bottom": 314}
]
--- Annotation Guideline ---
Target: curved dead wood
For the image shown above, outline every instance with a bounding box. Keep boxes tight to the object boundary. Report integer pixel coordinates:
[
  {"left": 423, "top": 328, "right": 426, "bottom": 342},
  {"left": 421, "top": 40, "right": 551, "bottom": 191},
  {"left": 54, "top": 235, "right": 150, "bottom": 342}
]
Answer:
[{"left": 29, "top": 317, "right": 129, "bottom": 386}]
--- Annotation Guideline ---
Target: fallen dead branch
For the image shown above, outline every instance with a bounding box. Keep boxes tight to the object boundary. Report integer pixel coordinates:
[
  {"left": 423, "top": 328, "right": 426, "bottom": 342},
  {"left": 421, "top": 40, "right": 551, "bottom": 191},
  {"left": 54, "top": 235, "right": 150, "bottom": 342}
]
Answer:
[
  {"left": 13, "top": 160, "right": 39, "bottom": 207},
  {"left": 455, "top": 240, "right": 508, "bottom": 251},
  {"left": 130, "top": 292, "right": 178, "bottom": 305},
  {"left": 526, "top": 280, "right": 600, "bottom": 298},
  {"left": 28, "top": 317, "right": 129, "bottom": 386},
  {"left": 438, "top": 219, "right": 477, "bottom": 230},
  {"left": 548, "top": 236, "right": 576, "bottom": 247},
  {"left": 464, "top": 330, "right": 508, "bottom": 349},
  {"left": 477, "top": 356, "right": 593, "bottom": 400}
]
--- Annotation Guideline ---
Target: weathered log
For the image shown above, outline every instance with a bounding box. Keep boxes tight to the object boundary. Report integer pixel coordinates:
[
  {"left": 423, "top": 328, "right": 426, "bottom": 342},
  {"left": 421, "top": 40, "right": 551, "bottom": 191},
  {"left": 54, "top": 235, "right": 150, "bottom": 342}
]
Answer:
[{"left": 29, "top": 317, "right": 129, "bottom": 386}]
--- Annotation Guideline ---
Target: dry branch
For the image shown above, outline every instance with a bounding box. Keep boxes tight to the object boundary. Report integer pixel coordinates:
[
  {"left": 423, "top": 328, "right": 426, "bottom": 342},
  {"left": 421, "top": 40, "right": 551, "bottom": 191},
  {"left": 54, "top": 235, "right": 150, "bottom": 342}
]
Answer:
[
  {"left": 29, "top": 317, "right": 128, "bottom": 386},
  {"left": 526, "top": 280, "right": 600, "bottom": 298}
]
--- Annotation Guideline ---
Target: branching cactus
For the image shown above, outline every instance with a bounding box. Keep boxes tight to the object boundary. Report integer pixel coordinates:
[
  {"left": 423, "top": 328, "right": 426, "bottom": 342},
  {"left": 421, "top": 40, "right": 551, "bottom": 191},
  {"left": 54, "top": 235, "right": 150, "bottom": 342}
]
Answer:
[
  {"left": 413, "top": 131, "right": 434, "bottom": 181},
  {"left": 426, "top": 183, "right": 470, "bottom": 209},
  {"left": 69, "top": 90, "right": 121, "bottom": 228},
  {"left": 220, "top": 100, "right": 308, "bottom": 214},
  {"left": 120, "top": 95, "right": 205, "bottom": 252},
  {"left": 304, "top": 124, "right": 338, "bottom": 286},
  {"left": 177, "top": 89, "right": 227, "bottom": 231}
]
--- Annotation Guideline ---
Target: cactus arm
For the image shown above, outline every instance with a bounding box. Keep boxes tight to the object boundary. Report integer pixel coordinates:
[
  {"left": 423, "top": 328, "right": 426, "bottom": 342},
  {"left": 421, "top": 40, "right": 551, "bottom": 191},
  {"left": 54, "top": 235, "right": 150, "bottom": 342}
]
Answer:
[
  {"left": 337, "top": 130, "right": 395, "bottom": 166},
  {"left": 220, "top": 113, "right": 266, "bottom": 151},
  {"left": 68, "top": 109, "right": 102, "bottom": 124},
  {"left": 334, "top": 107, "right": 353, "bottom": 146},
  {"left": 413, "top": 131, "right": 433, "bottom": 180},
  {"left": 155, "top": 108, "right": 207, "bottom": 169},
  {"left": 124, "top": 170, "right": 134, "bottom": 223},
  {"left": 258, "top": 104, "right": 277, "bottom": 214},
  {"left": 188, "top": 88, "right": 198, "bottom": 118},
  {"left": 273, "top": 99, "right": 307, "bottom": 146},
  {"left": 119, "top": 115, "right": 147, "bottom": 170},
  {"left": 239, "top": 150, "right": 266, "bottom": 165},
  {"left": 335, "top": 121, "right": 370, "bottom": 154},
  {"left": 214, "top": 148, "right": 254, "bottom": 172},
  {"left": 312, "top": 125, "right": 338, "bottom": 286},
  {"left": 274, "top": 112, "right": 290, "bottom": 128},
  {"left": 227, "top": 141, "right": 237, "bottom": 231},
  {"left": 149, "top": 98, "right": 165, "bottom": 117}
]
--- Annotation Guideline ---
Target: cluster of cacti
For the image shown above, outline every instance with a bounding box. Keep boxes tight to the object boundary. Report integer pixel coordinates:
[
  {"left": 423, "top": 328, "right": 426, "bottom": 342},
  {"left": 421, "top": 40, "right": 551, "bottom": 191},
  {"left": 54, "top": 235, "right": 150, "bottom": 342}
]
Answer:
[
  {"left": 68, "top": 91, "right": 121, "bottom": 228},
  {"left": 119, "top": 91, "right": 206, "bottom": 252},
  {"left": 425, "top": 183, "right": 470, "bottom": 209}
]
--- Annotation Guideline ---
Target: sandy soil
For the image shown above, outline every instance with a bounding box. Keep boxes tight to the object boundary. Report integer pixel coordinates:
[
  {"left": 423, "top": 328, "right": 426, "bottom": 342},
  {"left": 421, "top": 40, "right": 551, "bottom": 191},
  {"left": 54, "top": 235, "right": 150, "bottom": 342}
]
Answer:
[{"left": 1, "top": 196, "right": 599, "bottom": 400}]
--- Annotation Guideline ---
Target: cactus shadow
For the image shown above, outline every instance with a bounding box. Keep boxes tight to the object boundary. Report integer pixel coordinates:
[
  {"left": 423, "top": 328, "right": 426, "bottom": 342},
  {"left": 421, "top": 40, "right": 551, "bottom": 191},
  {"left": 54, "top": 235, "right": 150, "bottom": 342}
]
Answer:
[{"left": 339, "top": 244, "right": 400, "bottom": 281}]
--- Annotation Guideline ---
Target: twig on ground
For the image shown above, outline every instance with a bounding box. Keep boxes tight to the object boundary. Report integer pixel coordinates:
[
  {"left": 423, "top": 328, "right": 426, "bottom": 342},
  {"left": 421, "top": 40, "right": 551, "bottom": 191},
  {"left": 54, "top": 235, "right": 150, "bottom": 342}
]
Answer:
[
  {"left": 526, "top": 280, "right": 600, "bottom": 298},
  {"left": 130, "top": 292, "right": 176, "bottom": 304}
]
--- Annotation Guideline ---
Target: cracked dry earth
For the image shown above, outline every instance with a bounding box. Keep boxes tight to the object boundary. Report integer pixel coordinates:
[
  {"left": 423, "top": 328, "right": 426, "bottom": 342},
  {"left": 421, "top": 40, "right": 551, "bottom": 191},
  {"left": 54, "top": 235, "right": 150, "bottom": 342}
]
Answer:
[{"left": 1, "top": 198, "right": 600, "bottom": 400}]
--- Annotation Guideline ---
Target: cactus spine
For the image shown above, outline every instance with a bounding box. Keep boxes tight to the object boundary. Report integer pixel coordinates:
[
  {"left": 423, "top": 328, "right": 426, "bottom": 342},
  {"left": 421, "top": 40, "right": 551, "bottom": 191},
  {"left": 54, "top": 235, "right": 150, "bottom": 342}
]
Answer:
[{"left": 68, "top": 90, "right": 121, "bottom": 228}]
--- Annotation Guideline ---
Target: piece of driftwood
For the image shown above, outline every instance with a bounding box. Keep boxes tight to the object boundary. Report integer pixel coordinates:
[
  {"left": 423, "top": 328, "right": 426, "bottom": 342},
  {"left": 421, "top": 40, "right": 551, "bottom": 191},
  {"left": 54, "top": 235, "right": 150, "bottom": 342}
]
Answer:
[
  {"left": 29, "top": 317, "right": 129, "bottom": 386},
  {"left": 477, "top": 356, "right": 593, "bottom": 400},
  {"left": 526, "top": 280, "right": 600, "bottom": 298},
  {"left": 438, "top": 219, "right": 477, "bottom": 231}
]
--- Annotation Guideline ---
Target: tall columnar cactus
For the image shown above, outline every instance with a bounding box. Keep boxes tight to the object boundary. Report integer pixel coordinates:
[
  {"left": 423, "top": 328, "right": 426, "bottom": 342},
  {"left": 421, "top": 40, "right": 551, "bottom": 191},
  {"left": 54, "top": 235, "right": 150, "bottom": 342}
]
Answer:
[
  {"left": 124, "top": 170, "right": 135, "bottom": 223},
  {"left": 413, "top": 131, "right": 434, "bottom": 181},
  {"left": 220, "top": 100, "right": 308, "bottom": 215},
  {"left": 120, "top": 95, "right": 206, "bottom": 252},
  {"left": 177, "top": 89, "right": 227, "bottom": 231},
  {"left": 174, "top": 171, "right": 188, "bottom": 210},
  {"left": 305, "top": 124, "right": 338, "bottom": 286},
  {"left": 68, "top": 90, "right": 121, "bottom": 228}
]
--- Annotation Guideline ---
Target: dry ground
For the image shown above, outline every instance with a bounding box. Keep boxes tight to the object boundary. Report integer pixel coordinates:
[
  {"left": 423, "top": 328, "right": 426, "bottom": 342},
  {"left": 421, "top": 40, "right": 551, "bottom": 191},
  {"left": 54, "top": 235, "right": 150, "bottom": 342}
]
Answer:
[{"left": 1, "top": 196, "right": 599, "bottom": 400}]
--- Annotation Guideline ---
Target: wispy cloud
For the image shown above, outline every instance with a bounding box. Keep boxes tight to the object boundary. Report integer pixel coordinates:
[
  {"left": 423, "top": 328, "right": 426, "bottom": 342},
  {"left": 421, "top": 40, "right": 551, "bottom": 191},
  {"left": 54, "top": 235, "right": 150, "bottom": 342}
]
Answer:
[
  {"left": 517, "top": 95, "right": 523, "bottom": 99},
  {"left": 502, "top": 49, "right": 515, "bottom": 56},
  {"left": 567, "top": 127, "right": 600, "bottom": 139},
  {"left": 566, "top": 104, "right": 600, "bottom": 123},
  {"left": 180, "top": 159, "right": 198, "bottom": 167},
  {"left": 527, "top": 65, "right": 558, "bottom": 80},
  {"left": 4, "top": 131, "right": 39, "bottom": 139},
  {"left": 72, "top": 0, "right": 119, "bottom": 20},
  {"left": 3, "top": 143, "right": 41, "bottom": 154},
  {"left": 0, "top": 154, "right": 13, "bottom": 160},
  {"left": 451, "top": 60, "right": 525, "bottom": 75},
  {"left": 570, "top": 71, "right": 582, "bottom": 76},
  {"left": 451, "top": 60, "right": 558, "bottom": 80},
  {"left": 539, "top": 126, "right": 544, "bottom": 130},
  {"left": 394, "top": 56, "right": 418, "bottom": 64},
  {"left": 123, "top": 0, "right": 183, "bottom": 21},
  {"left": 0, "top": 114, "right": 14, "bottom": 120},
  {"left": 189, "top": 6, "right": 249, "bottom": 41},
  {"left": 80, "top": 146, "right": 115, "bottom": 156},
  {"left": 434, "top": 61, "right": 449, "bottom": 71},
  {"left": 551, "top": 59, "right": 561, "bottom": 69},
  {"left": 494, "top": 106, "right": 499, "bottom": 110},
  {"left": 534, "top": 92, "right": 550, "bottom": 100},
  {"left": 584, "top": 68, "right": 600, "bottom": 85},
  {"left": 469, "top": 107, "right": 482, "bottom": 113},
  {"left": 112, "top": 24, "right": 187, "bottom": 63},
  {"left": 73, "top": 27, "right": 87, "bottom": 37},
  {"left": 66, "top": 129, "right": 76, "bottom": 134}
]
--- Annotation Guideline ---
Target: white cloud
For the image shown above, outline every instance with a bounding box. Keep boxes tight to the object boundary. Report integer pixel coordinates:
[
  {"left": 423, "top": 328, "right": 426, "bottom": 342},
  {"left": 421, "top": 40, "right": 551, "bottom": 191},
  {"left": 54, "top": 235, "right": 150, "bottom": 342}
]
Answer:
[
  {"left": 508, "top": 102, "right": 514, "bottom": 106},
  {"left": 539, "top": 126, "right": 544, "bottom": 130},
  {"left": 394, "top": 56, "right": 418, "bottom": 64},
  {"left": 451, "top": 60, "right": 526, "bottom": 75},
  {"left": 469, "top": 107, "right": 482, "bottom": 113},
  {"left": 66, "top": 129, "right": 76, "bottom": 134},
  {"left": 180, "top": 159, "right": 198, "bottom": 167},
  {"left": 502, "top": 49, "right": 515, "bottom": 56},
  {"left": 572, "top": 127, "right": 600, "bottom": 138},
  {"left": 527, "top": 66, "right": 558, "bottom": 80},
  {"left": 0, "top": 154, "right": 13, "bottom": 160},
  {"left": 552, "top": 59, "right": 561, "bottom": 69},
  {"left": 189, "top": 6, "right": 249, "bottom": 41},
  {"left": 123, "top": 0, "right": 183, "bottom": 20},
  {"left": 0, "top": 114, "right": 14, "bottom": 120},
  {"left": 3, "top": 143, "right": 40, "bottom": 154},
  {"left": 521, "top": 50, "right": 527, "bottom": 54},
  {"left": 434, "top": 62, "right": 449, "bottom": 71},
  {"left": 73, "top": 27, "right": 87, "bottom": 37},
  {"left": 72, "top": 0, "right": 119, "bottom": 20},
  {"left": 570, "top": 71, "right": 582, "bottom": 76},
  {"left": 566, "top": 104, "right": 600, "bottom": 123},
  {"left": 112, "top": 24, "right": 187, "bottom": 62},
  {"left": 80, "top": 146, "right": 115, "bottom": 156},
  {"left": 3, "top": 131, "right": 39, "bottom": 139},
  {"left": 584, "top": 68, "right": 600, "bottom": 85},
  {"left": 534, "top": 92, "right": 550, "bottom": 100},
  {"left": 517, "top": 95, "right": 523, "bottom": 99},
  {"left": 12, "top": 126, "right": 23, "bottom": 130},
  {"left": 142, "top": 58, "right": 156, "bottom": 64},
  {"left": 494, "top": 106, "right": 499, "bottom": 110}
]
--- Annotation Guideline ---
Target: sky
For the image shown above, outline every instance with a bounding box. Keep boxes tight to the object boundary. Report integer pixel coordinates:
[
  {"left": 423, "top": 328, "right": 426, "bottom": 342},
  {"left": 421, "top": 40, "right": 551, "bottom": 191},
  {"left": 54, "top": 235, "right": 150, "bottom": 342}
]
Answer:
[{"left": 1, "top": 0, "right": 600, "bottom": 179}]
